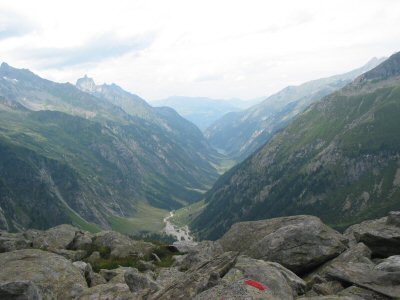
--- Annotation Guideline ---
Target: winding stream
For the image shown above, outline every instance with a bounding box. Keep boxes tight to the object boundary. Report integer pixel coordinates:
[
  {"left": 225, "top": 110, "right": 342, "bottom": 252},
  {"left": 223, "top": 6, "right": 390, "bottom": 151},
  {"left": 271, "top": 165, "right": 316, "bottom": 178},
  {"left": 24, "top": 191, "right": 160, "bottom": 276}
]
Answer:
[{"left": 163, "top": 211, "right": 195, "bottom": 242}]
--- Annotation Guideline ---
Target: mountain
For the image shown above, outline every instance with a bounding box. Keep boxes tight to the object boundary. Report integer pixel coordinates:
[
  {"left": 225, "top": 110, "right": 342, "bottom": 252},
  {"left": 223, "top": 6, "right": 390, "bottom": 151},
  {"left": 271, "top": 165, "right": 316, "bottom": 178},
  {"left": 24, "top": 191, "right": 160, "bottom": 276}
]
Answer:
[
  {"left": 205, "top": 57, "right": 386, "bottom": 161},
  {"left": 192, "top": 52, "right": 400, "bottom": 240},
  {"left": 152, "top": 96, "right": 248, "bottom": 131},
  {"left": 0, "top": 63, "right": 220, "bottom": 232}
]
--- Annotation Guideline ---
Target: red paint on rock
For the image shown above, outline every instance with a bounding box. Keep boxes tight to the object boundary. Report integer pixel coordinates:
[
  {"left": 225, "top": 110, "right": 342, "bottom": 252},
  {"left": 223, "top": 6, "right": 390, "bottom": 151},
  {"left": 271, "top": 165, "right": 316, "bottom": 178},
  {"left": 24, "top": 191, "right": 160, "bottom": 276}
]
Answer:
[{"left": 244, "top": 279, "right": 267, "bottom": 291}]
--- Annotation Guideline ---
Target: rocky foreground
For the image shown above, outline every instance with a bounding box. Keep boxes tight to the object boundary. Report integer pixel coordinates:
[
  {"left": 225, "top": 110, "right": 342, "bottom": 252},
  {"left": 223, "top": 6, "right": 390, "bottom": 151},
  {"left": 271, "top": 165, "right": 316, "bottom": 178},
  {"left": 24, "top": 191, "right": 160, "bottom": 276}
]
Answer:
[{"left": 1, "top": 212, "right": 400, "bottom": 299}]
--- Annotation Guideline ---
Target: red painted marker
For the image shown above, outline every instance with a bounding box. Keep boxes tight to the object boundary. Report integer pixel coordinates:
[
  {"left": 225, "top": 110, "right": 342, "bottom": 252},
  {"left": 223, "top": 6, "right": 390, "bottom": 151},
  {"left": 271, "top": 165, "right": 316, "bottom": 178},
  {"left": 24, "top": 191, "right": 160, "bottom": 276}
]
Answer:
[{"left": 244, "top": 279, "right": 267, "bottom": 291}]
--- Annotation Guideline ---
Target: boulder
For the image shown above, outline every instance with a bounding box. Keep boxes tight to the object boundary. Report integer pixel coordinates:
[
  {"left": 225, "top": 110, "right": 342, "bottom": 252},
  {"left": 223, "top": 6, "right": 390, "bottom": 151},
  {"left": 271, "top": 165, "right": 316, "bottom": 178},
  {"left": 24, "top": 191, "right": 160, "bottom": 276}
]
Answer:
[
  {"left": 92, "top": 231, "right": 154, "bottom": 259},
  {"left": 338, "top": 285, "right": 392, "bottom": 300},
  {"left": 68, "top": 231, "right": 93, "bottom": 251},
  {"left": 151, "top": 251, "right": 238, "bottom": 299},
  {"left": 222, "top": 256, "right": 306, "bottom": 299},
  {"left": 73, "top": 261, "right": 103, "bottom": 287},
  {"left": 193, "top": 279, "right": 277, "bottom": 300},
  {"left": 155, "top": 267, "right": 185, "bottom": 287},
  {"left": 325, "top": 261, "right": 400, "bottom": 298},
  {"left": 32, "top": 224, "right": 79, "bottom": 250},
  {"left": 219, "top": 215, "right": 347, "bottom": 273},
  {"left": 0, "top": 231, "right": 32, "bottom": 253},
  {"left": 304, "top": 243, "right": 372, "bottom": 283},
  {"left": 297, "top": 296, "right": 361, "bottom": 300},
  {"left": 174, "top": 240, "right": 225, "bottom": 271},
  {"left": 0, "top": 280, "right": 43, "bottom": 300},
  {"left": 375, "top": 255, "right": 400, "bottom": 272},
  {"left": 344, "top": 213, "right": 400, "bottom": 257},
  {"left": 124, "top": 268, "right": 160, "bottom": 293},
  {"left": 78, "top": 283, "right": 136, "bottom": 300},
  {"left": 100, "top": 269, "right": 121, "bottom": 282},
  {"left": 50, "top": 248, "right": 87, "bottom": 261},
  {"left": 0, "top": 249, "right": 87, "bottom": 299},
  {"left": 386, "top": 211, "right": 400, "bottom": 227}
]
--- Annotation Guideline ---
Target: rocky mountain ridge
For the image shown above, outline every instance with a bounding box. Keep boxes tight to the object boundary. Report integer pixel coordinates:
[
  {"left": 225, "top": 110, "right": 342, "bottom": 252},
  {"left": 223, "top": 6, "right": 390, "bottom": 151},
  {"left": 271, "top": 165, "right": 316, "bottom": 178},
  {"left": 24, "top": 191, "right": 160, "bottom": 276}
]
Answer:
[
  {"left": 205, "top": 57, "right": 385, "bottom": 161},
  {"left": 0, "top": 63, "right": 220, "bottom": 232},
  {"left": 1, "top": 211, "right": 399, "bottom": 299}
]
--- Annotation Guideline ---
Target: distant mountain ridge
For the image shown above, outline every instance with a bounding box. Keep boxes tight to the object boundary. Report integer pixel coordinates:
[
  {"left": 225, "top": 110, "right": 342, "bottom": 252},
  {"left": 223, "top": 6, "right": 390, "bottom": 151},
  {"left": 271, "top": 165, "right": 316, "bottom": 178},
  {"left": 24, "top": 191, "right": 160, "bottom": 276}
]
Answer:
[
  {"left": 192, "top": 52, "right": 400, "bottom": 240},
  {"left": 205, "top": 57, "right": 386, "bottom": 161},
  {"left": 152, "top": 96, "right": 259, "bottom": 131},
  {"left": 0, "top": 63, "right": 220, "bottom": 232}
]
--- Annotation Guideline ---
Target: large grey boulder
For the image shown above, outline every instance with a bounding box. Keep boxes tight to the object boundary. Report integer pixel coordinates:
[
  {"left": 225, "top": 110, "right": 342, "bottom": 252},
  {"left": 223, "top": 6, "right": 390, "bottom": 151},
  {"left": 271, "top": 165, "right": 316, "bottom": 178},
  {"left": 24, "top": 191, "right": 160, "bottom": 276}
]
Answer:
[
  {"left": 151, "top": 251, "right": 238, "bottom": 299},
  {"left": 0, "top": 249, "right": 87, "bottom": 299},
  {"left": 222, "top": 256, "right": 306, "bottom": 299},
  {"left": 219, "top": 215, "right": 347, "bottom": 273},
  {"left": 375, "top": 255, "right": 400, "bottom": 272},
  {"left": 325, "top": 261, "right": 400, "bottom": 298},
  {"left": 78, "top": 283, "right": 137, "bottom": 300},
  {"left": 0, "top": 280, "right": 43, "bottom": 300},
  {"left": 68, "top": 231, "right": 94, "bottom": 251},
  {"left": 338, "top": 286, "right": 392, "bottom": 300},
  {"left": 174, "top": 240, "right": 224, "bottom": 271},
  {"left": 92, "top": 231, "right": 154, "bottom": 259},
  {"left": 0, "top": 231, "right": 32, "bottom": 253},
  {"left": 304, "top": 243, "right": 372, "bottom": 283},
  {"left": 344, "top": 212, "right": 400, "bottom": 257},
  {"left": 124, "top": 268, "right": 160, "bottom": 293},
  {"left": 32, "top": 224, "right": 79, "bottom": 250},
  {"left": 193, "top": 279, "right": 276, "bottom": 300}
]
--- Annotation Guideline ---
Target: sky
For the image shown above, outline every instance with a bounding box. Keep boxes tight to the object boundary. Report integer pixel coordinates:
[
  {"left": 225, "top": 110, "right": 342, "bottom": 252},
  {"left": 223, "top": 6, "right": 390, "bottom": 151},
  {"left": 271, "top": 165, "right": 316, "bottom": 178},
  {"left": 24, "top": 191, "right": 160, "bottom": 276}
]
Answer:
[{"left": 1, "top": 0, "right": 400, "bottom": 102}]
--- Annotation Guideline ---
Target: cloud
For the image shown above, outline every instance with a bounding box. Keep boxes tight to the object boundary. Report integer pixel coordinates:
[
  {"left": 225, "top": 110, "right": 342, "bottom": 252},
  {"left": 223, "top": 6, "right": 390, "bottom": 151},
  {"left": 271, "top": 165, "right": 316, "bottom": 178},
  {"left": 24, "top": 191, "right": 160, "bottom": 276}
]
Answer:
[
  {"left": 18, "top": 32, "right": 156, "bottom": 69},
  {"left": 0, "top": 11, "right": 35, "bottom": 40}
]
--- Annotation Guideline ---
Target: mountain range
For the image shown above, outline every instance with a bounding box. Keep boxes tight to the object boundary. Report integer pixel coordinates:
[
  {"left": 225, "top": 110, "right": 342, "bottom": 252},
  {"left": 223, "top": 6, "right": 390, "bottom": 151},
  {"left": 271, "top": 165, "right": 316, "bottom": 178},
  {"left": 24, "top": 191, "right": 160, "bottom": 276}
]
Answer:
[
  {"left": 152, "top": 96, "right": 259, "bottom": 131},
  {"left": 192, "top": 52, "right": 400, "bottom": 240},
  {"left": 0, "top": 63, "right": 220, "bottom": 232},
  {"left": 205, "top": 57, "right": 386, "bottom": 161}
]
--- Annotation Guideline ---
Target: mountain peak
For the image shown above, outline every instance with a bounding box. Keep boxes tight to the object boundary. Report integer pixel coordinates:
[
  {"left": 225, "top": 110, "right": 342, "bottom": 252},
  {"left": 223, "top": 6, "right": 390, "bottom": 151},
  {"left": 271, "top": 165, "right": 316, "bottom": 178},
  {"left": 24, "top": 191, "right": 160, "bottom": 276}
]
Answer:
[
  {"left": 76, "top": 75, "right": 97, "bottom": 93},
  {"left": 357, "top": 51, "right": 400, "bottom": 83}
]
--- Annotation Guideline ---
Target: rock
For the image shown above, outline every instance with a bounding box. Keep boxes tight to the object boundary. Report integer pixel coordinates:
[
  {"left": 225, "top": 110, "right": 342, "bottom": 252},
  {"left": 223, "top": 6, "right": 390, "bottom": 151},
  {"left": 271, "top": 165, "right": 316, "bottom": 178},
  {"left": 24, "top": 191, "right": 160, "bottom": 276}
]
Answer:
[
  {"left": 0, "top": 231, "right": 32, "bottom": 253},
  {"left": 0, "top": 280, "right": 43, "bottom": 300},
  {"left": 78, "top": 283, "right": 136, "bottom": 300},
  {"left": 297, "top": 296, "right": 361, "bottom": 300},
  {"left": 175, "top": 240, "right": 224, "bottom": 271},
  {"left": 51, "top": 248, "right": 87, "bottom": 261},
  {"left": 311, "top": 281, "right": 344, "bottom": 296},
  {"left": 108, "top": 267, "right": 131, "bottom": 284},
  {"left": 222, "top": 256, "right": 305, "bottom": 299},
  {"left": 338, "top": 285, "right": 392, "bottom": 300},
  {"left": 172, "top": 240, "right": 199, "bottom": 253},
  {"left": 219, "top": 215, "right": 347, "bottom": 273},
  {"left": 193, "top": 279, "right": 276, "bottom": 300},
  {"left": 0, "top": 249, "right": 87, "bottom": 299},
  {"left": 155, "top": 267, "right": 185, "bottom": 287},
  {"left": 68, "top": 231, "right": 93, "bottom": 251},
  {"left": 91, "top": 273, "right": 107, "bottom": 287},
  {"left": 124, "top": 268, "right": 160, "bottom": 293},
  {"left": 326, "top": 261, "right": 400, "bottom": 298},
  {"left": 386, "top": 211, "right": 400, "bottom": 227},
  {"left": 86, "top": 250, "right": 100, "bottom": 262},
  {"left": 152, "top": 251, "right": 238, "bottom": 299},
  {"left": 32, "top": 224, "right": 79, "bottom": 250},
  {"left": 100, "top": 269, "right": 121, "bottom": 282},
  {"left": 344, "top": 214, "right": 400, "bottom": 257},
  {"left": 305, "top": 243, "right": 372, "bottom": 283},
  {"left": 92, "top": 231, "right": 154, "bottom": 259},
  {"left": 137, "top": 260, "right": 156, "bottom": 271},
  {"left": 73, "top": 261, "right": 100, "bottom": 287},
  {"left": 375, "top": 255, "right": 400, "bottom": 272}
]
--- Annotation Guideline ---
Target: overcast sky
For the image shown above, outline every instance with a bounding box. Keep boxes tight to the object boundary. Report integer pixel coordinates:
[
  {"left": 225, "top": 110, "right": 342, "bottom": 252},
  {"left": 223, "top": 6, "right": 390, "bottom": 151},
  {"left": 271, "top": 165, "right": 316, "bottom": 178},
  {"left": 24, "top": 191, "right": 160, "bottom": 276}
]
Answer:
[{"left": 1, "top": 0, "right": 400, "bottom": 101}]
